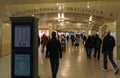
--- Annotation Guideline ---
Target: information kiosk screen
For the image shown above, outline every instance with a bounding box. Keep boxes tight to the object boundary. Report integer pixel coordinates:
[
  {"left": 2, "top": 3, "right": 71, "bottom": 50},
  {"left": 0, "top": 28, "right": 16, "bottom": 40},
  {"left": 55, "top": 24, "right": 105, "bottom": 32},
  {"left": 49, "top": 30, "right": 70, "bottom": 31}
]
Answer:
[
  {"left": 14, "top": 26, "right": 30, "bottom": 47},
  {"left": 14, "top": 54, "right": 30, "bottom": 76}
]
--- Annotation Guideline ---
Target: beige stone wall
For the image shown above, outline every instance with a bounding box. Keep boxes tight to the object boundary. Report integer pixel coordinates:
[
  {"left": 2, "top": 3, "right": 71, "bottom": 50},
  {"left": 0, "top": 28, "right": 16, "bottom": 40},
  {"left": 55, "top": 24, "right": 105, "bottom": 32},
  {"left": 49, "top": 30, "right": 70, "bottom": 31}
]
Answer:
[
  {"left": 0, "top": 22, "right": 2, "bottom": 56},
  {"left": 1, "top": 23, "right": 11, "bottom": 56},
  {"left": 116, "top": 15, "right": 120, "bottom": 60}
]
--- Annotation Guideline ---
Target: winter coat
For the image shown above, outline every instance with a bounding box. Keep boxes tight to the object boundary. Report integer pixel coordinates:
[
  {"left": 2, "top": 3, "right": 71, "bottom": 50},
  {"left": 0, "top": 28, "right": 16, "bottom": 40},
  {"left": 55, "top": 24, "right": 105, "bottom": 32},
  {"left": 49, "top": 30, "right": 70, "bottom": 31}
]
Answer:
[
  {"left": 46, "top": 37, "right": 62, "bottom": 58},
  {"left": 85, "top": 38, "right": 93, "bottom": 48},
  {"left": 102, "top": 34, "right": 115, "bottom": 51},
  {"left": 94, "top": 37, "right": 102, "bottom": 49}
]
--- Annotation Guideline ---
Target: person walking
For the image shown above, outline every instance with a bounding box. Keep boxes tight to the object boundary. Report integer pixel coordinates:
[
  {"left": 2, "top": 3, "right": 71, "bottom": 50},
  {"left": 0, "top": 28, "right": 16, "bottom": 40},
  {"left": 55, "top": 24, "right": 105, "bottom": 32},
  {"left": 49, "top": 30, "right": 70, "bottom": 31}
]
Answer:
[
  {"left": 66, "top": 35, "right": 69, "bottom": 42},
  {"left": 85, "top": 35, "right": 93, "bottom": 59},
  {"left": 46, "top": 31, "right": 62, "bottom": 78},
  {"left": 41, "top": 34, "right": 48, "bottom": 52},
  {"left": 71, "top": 35, "right": 75, "bottom": 46},
  {"left": 83, "top": 35, "right": 87, "bottom": 46},
  {"left": 102, "top": 32, "right": 119, "bottom": 74},
  {"left": 38, "top": 35, "right": 40, "bottom": 47},
  {"left": 74, "top": 36, "right": 80, "bottom": 51},
  {"left": 93, "top": 34, "right": 102, "bottom": 61}
]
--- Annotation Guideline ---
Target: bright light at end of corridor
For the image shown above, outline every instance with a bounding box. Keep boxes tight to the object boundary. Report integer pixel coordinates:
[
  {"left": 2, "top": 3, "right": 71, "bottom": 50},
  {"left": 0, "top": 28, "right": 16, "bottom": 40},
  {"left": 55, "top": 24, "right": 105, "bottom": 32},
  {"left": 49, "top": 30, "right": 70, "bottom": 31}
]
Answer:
[{"left": 89, "top": 15, "right": 92, "bottom": 21}]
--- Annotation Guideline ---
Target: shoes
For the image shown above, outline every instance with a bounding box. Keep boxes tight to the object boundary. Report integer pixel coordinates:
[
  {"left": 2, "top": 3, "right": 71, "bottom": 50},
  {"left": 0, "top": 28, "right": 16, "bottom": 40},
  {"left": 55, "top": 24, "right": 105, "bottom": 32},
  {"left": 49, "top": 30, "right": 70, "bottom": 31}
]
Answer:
[
  {"left": 102, "top": 68, "right": 119, "bottom": 74},
  {"left": 115, "top": 68, "right": 119, "bottom": 74},
  {"left": 102, "top": 68, "right": 108, "bottom": 72}
]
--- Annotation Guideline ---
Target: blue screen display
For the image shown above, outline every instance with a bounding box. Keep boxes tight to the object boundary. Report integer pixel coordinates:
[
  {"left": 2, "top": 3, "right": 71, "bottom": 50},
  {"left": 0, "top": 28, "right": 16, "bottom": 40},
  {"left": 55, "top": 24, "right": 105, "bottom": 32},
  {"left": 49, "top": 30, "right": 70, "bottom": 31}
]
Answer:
[{"left": 14, "top": 54, "right": 30, "bottom": 76}]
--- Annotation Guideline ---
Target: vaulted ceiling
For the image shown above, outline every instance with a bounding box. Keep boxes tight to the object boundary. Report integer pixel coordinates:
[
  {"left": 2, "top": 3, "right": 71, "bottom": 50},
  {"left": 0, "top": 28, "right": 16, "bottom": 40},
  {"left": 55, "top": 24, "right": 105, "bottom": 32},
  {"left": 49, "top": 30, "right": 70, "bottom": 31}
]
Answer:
[{"left": 0, "top": 0, "right": 119, "bottom": 32}]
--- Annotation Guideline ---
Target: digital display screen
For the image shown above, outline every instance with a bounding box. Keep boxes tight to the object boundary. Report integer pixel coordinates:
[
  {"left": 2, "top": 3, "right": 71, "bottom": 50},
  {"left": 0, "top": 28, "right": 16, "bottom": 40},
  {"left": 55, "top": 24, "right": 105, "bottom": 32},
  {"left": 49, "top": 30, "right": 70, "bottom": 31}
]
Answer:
[
  {"left": 14, "top": 54, "right": 30, "bottom": 76},
  {"left": 14, "top": 26, "right": 30, "bottom": 47}
]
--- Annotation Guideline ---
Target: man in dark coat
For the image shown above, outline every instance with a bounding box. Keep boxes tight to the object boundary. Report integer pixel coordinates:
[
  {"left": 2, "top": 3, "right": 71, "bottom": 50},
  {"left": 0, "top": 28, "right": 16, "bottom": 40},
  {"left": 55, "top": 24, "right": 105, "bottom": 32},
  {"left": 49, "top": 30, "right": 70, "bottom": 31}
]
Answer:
[
  {"left": 46, "top": 31, "right": 62, "bottom": 78},
  {"left": 93, "top": 34, "right": 102, "bottom": 61},
  {"left": 102, "top": 32, "right": 119, "bottom": 74},
  {"left": 85, "top": 35, "right": 93, "bottom": 59}
]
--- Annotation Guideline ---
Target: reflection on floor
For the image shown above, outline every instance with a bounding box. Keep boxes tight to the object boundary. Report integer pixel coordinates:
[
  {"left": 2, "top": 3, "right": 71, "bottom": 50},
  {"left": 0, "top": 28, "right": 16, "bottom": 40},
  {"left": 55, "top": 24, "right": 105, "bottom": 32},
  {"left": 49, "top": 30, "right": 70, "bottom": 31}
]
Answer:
[{"left": 0, "top": 41, "right": 120, "bottom": 78}]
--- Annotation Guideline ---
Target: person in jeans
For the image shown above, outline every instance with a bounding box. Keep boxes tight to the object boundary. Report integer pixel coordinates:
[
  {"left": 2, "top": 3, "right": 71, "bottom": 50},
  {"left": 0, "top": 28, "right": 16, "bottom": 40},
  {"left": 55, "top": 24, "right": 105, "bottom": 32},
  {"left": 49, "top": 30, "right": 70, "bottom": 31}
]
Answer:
[
  {"left": 46, "top": 31, "right": 62, "bottom": 78},
  {"left": 102, "top": 32, "right": 119, "bottom": 74}
]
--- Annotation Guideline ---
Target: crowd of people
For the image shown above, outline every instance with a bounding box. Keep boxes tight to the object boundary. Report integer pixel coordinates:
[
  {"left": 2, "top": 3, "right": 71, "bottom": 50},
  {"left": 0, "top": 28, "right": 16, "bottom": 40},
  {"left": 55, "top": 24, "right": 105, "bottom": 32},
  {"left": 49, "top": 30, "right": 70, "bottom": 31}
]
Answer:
[
  {"left": 84, "top": 32, "right": 119, "bottom": 74},
  {"left": 38, "top": 32, "right": 119, "bottom": 78}
]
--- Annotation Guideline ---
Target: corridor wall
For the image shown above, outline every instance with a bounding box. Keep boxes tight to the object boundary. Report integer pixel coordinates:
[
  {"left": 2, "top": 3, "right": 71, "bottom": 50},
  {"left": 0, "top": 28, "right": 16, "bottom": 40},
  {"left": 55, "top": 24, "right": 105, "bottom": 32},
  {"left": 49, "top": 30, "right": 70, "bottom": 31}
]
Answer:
[
  {"left": 1, "top": 23, "right": 11, "bottom": 56},
  {"left": 0, "top": 21, "right": 1, "bottom": 57}
]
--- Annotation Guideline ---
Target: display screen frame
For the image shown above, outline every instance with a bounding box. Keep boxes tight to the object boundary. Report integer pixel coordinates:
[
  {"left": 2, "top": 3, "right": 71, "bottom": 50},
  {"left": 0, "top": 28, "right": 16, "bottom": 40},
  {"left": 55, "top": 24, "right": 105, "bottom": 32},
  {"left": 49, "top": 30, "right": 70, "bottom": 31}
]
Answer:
[{"left": 12, "top": 22, "right": 33, "bottom": 50}]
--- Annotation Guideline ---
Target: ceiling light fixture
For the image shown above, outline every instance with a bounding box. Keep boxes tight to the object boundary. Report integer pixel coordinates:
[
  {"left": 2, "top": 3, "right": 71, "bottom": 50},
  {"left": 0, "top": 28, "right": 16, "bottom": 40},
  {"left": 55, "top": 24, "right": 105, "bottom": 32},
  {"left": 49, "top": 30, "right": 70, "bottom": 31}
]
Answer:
[
  {"left": 31, "top": 14, "right": 34, "bottom": 17},
  {"left": 56, "top": 3, "right": 59, "bottom": 5},
  {"left": 89, "top": 15, "right": 92, "bottom": 21},
  {"left": 58, "top": 13, "right": 60, "bottom": 18},
  {"left": 57, "top": 2, "right": 64, "bottom": 22},
  {"left": 87, "top": 2, "right": 90, "bottom": 9},
  {"left": 61, "top": 13, "right": 64, "bottom": 18}
]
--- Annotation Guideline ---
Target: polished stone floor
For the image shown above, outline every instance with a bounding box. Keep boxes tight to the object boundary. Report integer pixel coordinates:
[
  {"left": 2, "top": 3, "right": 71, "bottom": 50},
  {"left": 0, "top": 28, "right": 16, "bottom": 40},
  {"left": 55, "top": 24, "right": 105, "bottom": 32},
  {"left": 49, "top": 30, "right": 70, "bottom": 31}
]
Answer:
[{"left": 0, "top": 41, "right": 120, "bottom": 78}]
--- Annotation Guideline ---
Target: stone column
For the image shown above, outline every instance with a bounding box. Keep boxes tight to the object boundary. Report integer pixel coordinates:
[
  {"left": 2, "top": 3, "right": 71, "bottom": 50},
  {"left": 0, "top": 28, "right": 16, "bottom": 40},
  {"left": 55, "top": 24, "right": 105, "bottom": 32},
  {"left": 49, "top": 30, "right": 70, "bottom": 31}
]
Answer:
[
  {"left": 1, "top": 23, "right": 11, "bottom": 56},
  {"left": 116, "top": 15, "right": 120, "bottom": 60}
]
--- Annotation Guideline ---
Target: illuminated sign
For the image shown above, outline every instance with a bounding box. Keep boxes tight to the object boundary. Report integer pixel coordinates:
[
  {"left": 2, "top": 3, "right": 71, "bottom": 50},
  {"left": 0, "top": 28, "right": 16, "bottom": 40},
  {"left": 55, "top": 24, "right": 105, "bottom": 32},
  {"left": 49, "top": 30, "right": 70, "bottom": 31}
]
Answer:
[{"left": 14, "top": 26, "right": 30, "bottom": 47}]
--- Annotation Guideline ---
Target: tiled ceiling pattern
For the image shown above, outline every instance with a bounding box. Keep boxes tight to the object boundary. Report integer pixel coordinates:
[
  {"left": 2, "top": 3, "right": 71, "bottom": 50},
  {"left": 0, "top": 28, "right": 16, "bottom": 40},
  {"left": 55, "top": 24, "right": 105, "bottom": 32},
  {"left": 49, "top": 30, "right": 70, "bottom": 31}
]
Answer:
[{"left": 0, "top": 0, "right": 120, "bottom": 31}]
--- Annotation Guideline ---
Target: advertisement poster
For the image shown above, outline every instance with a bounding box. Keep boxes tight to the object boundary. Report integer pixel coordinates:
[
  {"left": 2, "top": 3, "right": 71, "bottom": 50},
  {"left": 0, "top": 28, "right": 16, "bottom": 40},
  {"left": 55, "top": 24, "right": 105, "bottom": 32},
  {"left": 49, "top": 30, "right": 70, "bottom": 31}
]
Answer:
[
  {"left": 14, "top": 26, "right": 30, "bottom": 47},
  {"left": 14, "top": 54, "right": 30, "bottom": 76}
]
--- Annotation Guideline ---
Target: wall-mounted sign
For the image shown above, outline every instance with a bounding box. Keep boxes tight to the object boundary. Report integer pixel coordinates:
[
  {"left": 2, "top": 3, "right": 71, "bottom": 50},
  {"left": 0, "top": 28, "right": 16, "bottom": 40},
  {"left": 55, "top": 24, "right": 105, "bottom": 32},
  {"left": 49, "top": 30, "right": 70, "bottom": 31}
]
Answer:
[{"left": 12, "top": 7, "right": 81, "bottom": 16}]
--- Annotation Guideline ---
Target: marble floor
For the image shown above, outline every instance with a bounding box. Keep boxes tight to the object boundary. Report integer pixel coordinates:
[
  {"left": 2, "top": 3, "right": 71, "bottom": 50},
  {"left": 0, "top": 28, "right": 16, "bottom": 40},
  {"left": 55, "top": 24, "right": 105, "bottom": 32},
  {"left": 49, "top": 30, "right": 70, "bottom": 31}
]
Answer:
[{"left": 0, "top": 41, "right": 120, "bottom": 78}]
